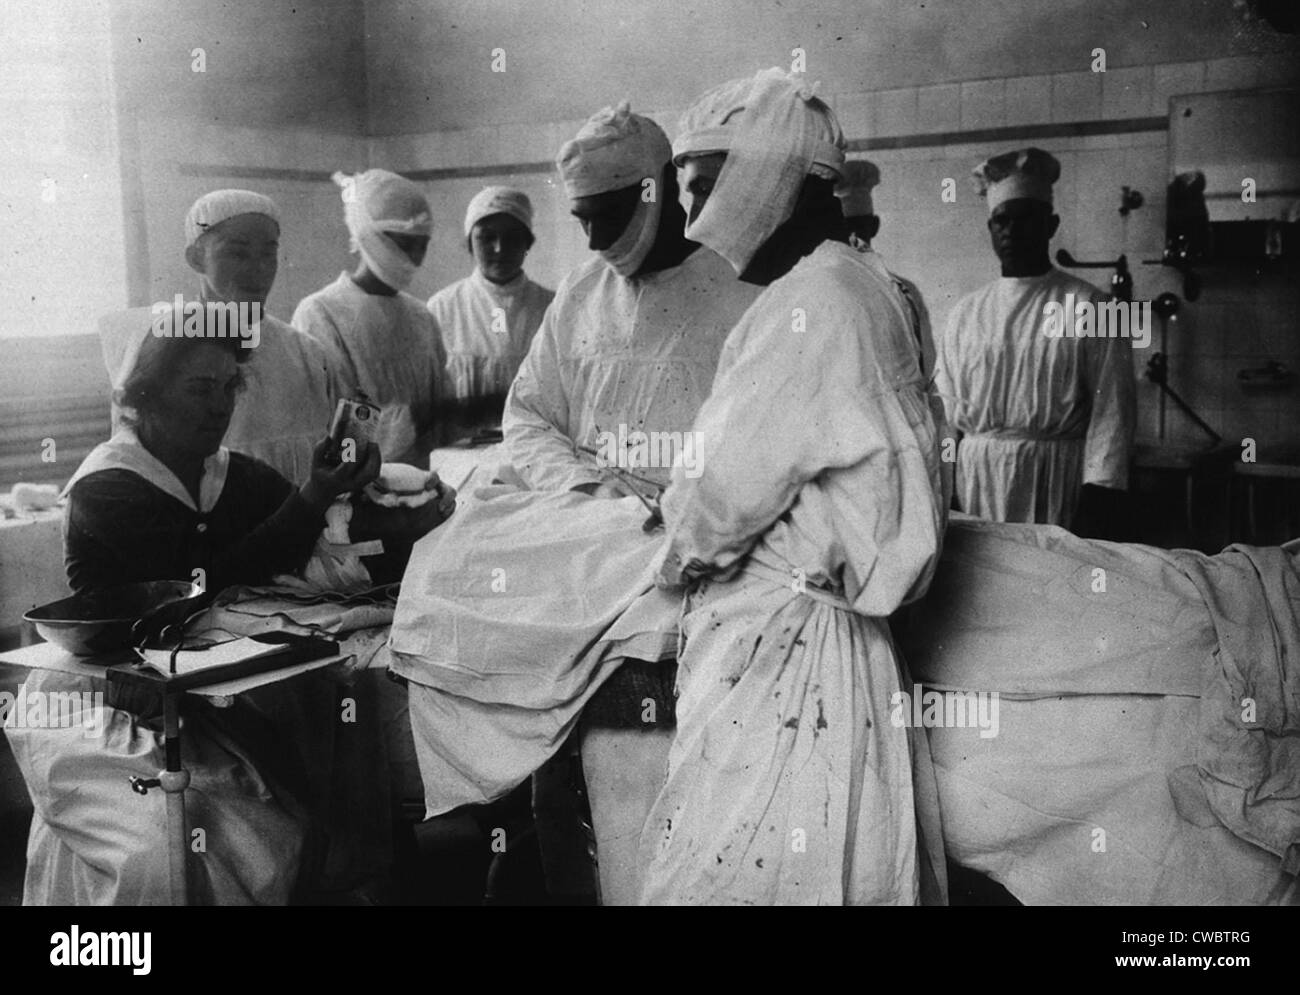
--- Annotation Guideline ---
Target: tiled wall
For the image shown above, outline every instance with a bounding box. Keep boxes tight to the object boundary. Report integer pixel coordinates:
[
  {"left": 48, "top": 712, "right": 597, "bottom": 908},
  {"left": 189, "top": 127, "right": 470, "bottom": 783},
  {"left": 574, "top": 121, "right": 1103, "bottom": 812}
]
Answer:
[{"left": 373, "top": 54, "right": 1300, "bottom": 455}]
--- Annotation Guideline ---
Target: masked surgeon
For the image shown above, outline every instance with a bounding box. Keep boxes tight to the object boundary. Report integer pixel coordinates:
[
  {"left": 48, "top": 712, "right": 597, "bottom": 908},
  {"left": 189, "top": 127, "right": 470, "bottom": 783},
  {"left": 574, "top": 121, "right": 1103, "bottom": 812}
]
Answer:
[
  {"left": 639, "top": 69, "right": 948, "bottom": 906},
  {"left": 502, "top": 102, "right": 759, "bottom": 494},
  {"left": 293, "top": 170, "right": 448, "bottom": 466}
]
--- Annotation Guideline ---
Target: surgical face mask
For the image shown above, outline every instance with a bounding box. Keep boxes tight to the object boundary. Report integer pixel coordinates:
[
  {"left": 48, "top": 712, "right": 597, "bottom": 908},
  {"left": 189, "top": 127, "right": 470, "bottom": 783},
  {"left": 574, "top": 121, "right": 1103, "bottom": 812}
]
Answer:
[
  {"left": 600, "top": 191, "right": 662, "bottom": 278},
  {"left": 357, "top": 227, "right": 419, "bottom": 292}
]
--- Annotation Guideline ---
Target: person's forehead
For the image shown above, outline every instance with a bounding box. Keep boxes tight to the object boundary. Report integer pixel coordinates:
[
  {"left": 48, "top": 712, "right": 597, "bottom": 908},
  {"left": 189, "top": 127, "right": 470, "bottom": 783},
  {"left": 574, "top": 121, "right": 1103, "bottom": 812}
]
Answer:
[
  {"left": 472, "top": 214, "right": 529, "bottom": 236},
  {"left": 206, "top": 212, "right": 280, "bottom": 244},
  {"left": 990, "top": 198, "right": 1048, "bottom": 220}
]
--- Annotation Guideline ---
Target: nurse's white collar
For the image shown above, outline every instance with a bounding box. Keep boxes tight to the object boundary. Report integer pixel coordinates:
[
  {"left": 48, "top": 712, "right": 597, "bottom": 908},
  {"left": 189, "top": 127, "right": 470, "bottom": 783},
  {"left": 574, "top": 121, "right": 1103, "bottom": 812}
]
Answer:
[
  {"left": 997, "top": 268, "right": 1059, "bottom": 286},
  {"left": 62, "top": 427, "right": 230, "bottom": 514},
  {"left": 472, "top": 267, "right": 528, "bottom": 298}
]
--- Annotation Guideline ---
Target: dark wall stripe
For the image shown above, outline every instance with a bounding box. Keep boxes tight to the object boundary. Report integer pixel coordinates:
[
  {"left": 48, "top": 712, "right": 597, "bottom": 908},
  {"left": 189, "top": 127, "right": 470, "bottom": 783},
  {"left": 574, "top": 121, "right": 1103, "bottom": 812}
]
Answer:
[
  {"left": 176, "top": 163, "right": 343, "bottom": 183},
  {"left": 847, "top": 116, "right": 1169, "bottom": 153},
  {"left": 174, "top": 115, "right": 1171, "bottom": 185}
]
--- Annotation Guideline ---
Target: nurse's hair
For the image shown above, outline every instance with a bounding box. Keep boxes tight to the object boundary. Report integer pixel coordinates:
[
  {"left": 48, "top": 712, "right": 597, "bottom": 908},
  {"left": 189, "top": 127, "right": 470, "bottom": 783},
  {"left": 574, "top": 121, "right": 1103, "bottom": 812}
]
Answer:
[{"left": 116, "top": 333, "right": 250, "bottom": 427}]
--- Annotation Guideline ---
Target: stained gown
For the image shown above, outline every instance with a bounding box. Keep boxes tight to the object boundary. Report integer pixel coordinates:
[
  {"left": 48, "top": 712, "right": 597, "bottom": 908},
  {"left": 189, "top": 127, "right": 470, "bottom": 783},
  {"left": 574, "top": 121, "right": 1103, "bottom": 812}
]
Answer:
[
  {"left": 637, "top": 240, "right": 948, "bottom": 906},
  {"left": 292, "top": 273, "right": 448, "bottom": 466},
  {"left": 427, "top": 268, "right": 554, "bottom": 402},
  {"left": 502, "top": 247, "right": 760, "bottom": 491},
  {"left": 933, "top": 268, "right": 1136, "bottom": 528}
]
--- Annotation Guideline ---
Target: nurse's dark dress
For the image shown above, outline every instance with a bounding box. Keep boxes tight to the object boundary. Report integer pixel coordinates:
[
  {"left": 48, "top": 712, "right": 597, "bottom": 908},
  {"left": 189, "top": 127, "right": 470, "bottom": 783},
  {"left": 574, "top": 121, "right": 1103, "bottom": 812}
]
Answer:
[
  {"left": 63, "top": 452, "right": 320, "bottom": 595},
  {"left": 4, "top": 436, "right": 375, "bottom": 905}
]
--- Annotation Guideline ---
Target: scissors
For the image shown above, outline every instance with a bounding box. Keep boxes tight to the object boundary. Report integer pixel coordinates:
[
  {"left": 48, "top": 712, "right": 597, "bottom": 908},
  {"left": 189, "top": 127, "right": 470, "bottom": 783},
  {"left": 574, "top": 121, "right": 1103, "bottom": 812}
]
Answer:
[{"left": 574, "top": 443, "right": 664, "bottom": 532}]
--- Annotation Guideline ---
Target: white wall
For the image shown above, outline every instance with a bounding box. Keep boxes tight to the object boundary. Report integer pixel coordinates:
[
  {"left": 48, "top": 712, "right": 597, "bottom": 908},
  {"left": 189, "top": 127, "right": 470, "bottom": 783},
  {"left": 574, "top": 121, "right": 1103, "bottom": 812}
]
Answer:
[
  {"left": 362, "top": 0, "right": 1300, "bottom": 135},
  {"left": 0, "top": 0, "right": 128, "bottom": 341}
]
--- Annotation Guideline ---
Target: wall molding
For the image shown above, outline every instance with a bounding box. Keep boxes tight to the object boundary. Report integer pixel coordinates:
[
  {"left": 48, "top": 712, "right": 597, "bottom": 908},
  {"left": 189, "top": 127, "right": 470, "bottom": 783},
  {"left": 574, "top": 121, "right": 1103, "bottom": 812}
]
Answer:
[{"left": 173, "top": 115, "right": 1171, "bottom": 185}]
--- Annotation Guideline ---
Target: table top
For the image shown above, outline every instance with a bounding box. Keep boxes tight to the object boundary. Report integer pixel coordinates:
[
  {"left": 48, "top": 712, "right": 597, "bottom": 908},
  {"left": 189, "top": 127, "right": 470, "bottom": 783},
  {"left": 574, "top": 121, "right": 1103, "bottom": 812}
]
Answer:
[
  {"left": 0, "top": 639, "right": 347, "bottom": 701},
  {"left": 1232, "top": 461, "right": 1300, "bottom": 479}
]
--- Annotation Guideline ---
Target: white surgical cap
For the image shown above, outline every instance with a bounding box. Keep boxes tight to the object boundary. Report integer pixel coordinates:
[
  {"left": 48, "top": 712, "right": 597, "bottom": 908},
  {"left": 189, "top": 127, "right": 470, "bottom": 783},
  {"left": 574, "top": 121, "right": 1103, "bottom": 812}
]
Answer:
[
  {"left": 672, "top": 71, "right": 847, "bottom": 178},
  {"left": 334, "top": 169, "right": 432, "bottom": 292},
  {"left": 680, "top": 68, "right": 847, "bottom": 274},
  {"left": 556, "top": 102, "right": 673, "bottom": 199},
  {"left": 973, "top": 147, "right": 1060, "bottom": 213},
  {"left": 464, "top": 186, "right": 534, "bottom": 237},
  {"left": 185, "top": 189, "right": 280, "bottom": 248},
  {"left": 337, "top": 169, "right": 433, "bottom": 236},
  {"left": 835, "top": 159, "right": 881, "bottom": 218}
]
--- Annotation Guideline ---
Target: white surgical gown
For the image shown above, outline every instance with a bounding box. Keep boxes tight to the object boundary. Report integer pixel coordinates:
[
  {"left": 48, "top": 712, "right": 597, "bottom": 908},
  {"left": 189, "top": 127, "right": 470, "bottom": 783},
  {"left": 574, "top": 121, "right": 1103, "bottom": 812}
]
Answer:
[
  {"left": 502, "top": 248, "right": 760, "bottom": 491},
  {"left": 934, "top": 268, "right": 1136, "bottom": 528},
  {"left": 638, "top": 241, "right": 948, "bottom": 906},
  {"left": 293, "top": 273, "right": 448, "bottom": 466},
  {"left": 427, "top": 268, "right": 554, "bottom": 402},
  {"left": 226, "top": 314, "right": 335, "bottom": 484}
]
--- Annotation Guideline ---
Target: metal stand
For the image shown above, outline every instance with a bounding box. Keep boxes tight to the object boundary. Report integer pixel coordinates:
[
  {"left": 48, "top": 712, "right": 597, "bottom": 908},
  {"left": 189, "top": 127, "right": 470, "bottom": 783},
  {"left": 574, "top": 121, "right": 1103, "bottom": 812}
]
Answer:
[
  {"left": 128, "top": 693, "right": 191, "bottom": 905},
  {"left": 1147, "top": 292, "right": 1220, "bottom": 445}
]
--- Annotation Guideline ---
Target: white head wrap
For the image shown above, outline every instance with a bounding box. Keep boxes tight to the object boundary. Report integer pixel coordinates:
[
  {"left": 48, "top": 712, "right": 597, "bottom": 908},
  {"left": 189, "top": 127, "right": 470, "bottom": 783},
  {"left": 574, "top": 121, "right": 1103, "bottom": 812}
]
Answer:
[
  {"left": 835, "top": 159, "right": 882, "bottom": 218},
  {"left": 557, "top": 102, "right": 673, "bottom": 199},
  {"left": 464, "top": 186, "right": 534, "bottom": 237},
  {"left": 333, "top": 169, "right": 433, "bottom": 292},
  {"left": 557, "top": 102, "right": 672, "bottom": 277},
  {"left": 672, "top": 71, "right": 847, "bottom": 177},
  {"left": 678, "top": 68, "right": 847, "bottom": 274},
  {"left": 185, "top": 189, "right": 280, "bottom": 248},
  {"left": 973, "top": 147, "right": 1060, "bottom": 214}
]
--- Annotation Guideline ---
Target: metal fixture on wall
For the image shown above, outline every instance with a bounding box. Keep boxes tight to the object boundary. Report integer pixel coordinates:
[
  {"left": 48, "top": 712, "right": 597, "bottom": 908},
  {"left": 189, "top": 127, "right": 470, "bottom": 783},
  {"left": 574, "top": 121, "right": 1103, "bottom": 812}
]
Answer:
[{"left": 1056, "top": 249, "right": 1133, "bottom": 302}]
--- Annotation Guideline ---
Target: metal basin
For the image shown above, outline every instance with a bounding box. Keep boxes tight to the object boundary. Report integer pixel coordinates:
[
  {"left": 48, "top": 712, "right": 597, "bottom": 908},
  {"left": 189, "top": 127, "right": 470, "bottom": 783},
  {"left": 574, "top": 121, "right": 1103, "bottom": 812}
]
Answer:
[{"left": 23, "top": 581, "right": 203, "bottom": 656}]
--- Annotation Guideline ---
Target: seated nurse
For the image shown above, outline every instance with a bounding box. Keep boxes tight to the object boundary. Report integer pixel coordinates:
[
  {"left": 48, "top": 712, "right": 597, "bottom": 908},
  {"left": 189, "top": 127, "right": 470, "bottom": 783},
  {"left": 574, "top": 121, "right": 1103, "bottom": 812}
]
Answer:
[
  {"left": 5, "top": 303, "right": 380, "bottom": 906},
  {"left": 66, "top": 302, "right": 379, "bottom": 593}
]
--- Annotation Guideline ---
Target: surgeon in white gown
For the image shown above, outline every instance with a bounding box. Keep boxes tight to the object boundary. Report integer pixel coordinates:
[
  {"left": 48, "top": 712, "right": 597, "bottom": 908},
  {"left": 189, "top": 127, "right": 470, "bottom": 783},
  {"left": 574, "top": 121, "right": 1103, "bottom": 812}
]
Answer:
[
  {"left": 934, "top": 148, "right": 1136, "bottom": 534},
  {"left": 293, "top": 170, "right": 448, "bottom": 467},
  {"left": 427, "top": 186, "right": 553, "bottom": 416},
  {"left": 502, "top": 103, "right": 759, "bottom": 494},
  {"left": 638, "top": 69, "right": 948, "bottom": 906}
]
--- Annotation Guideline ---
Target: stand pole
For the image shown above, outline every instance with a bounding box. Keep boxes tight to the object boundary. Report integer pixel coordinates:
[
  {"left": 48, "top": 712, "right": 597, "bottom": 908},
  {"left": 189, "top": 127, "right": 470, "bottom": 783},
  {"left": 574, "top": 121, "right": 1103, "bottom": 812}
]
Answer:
[{"left": 160, "top": 694, "right": 191, "bottom": 906}]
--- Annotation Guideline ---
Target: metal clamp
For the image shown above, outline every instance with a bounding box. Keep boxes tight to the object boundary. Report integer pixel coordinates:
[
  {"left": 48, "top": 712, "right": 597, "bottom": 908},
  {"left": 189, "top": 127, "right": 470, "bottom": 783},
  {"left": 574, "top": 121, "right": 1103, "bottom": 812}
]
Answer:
[{"left": 129, "top": 776, "right": 160, "bottom": 795}]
